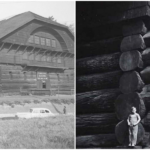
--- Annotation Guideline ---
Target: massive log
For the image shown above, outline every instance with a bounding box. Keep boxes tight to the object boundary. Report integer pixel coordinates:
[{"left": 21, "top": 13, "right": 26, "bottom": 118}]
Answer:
[
  {"left": 115, "top": 120, "right": 145, "bottom": 146},
  {"left": 141, "top": 93, "right": 150, "bottom": 111},
  {"left": 119, "top": 71, "right": 145, "bottom": 94},
  {"left": 115, "top": 93, "right": 146, "bottom": 120},
  {"left": 76, "top": 132, "right": 150, "bottom": 148},
  {"left": 76, "top": 113, "right": 119, "bottom": 136},
  {"left": 120, "top": 34, "right": 146, "bottom": 52},
  {"left": 141, "top": 112, "right": 150, "bottom": 132},
  {"left": 140, "top": 66, "right": 150, "bottom": 84},
  {"left": 77, "top": 37, "right": 122, "bottom": 58},
  {"left": 122, "top": 20, "right": 147, "bottom": 36},
  {"left": 119, "top": 50, "right": 143, "bottom": 71},
  {"left": 77, "top": 53, "right": 120, "bottom": 75},
  {"left": 76, "top": 89, "right": 121, "bottom": 114},
  {"left": 76, "top": 134, "right": 119, "bottom": 148},
  {"left": 77, "top": 71, "right": 122, "bottom": 93}
]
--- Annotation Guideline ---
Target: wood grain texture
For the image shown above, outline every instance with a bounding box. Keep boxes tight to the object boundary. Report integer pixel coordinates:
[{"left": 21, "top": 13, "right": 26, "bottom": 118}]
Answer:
[
  {"left": 77, "top": 70, "right": 122, "bottom": 93},
  {"left": 115, "top": 120, "right": 145, "bottom": 146},
  {"left": 119, "top": 50, "right": 143, "bottom": 71},
  {"left": 77, "top": 52, "right": 120, "bottom": 76},
  {"left": 76, "top": 89, "right": 121, "bottom": 114},
  {"left": 76, "top": 132, "right": 150, "bottom": 148},
  {"left": 115, "top": 93, "right": 146, "bottom": 120},
  {"left": 77, "top": 37, "right": 122, "bottom": 58},
  {"left": 140, "top": 66, "right": 150, "bottom": 84},
  {"left": 122, "top": 20, "right": 147, "bottom": 36},
  {"left": 76, "top": 113, "right": 119, "bottom": 136},
  {"left": 76, "top": 134, "right": 119, "bottom": 148},
  {"left": 119, "top": 71, "right": 145, "bottom": 94},
  {"left": 120, "top": 34, "right": 146, "bottom": 52}
]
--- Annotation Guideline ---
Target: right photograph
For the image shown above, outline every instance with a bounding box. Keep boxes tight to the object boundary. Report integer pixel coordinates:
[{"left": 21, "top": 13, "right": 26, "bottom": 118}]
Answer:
[{"left": 76, "top": 1, "right": 150, "bottom": 149}]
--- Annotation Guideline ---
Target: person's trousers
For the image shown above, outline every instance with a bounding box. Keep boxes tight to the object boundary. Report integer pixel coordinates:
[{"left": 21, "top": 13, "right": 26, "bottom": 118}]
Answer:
[{"left": 129, "top": 125, "right": 138, "bottom": 146}]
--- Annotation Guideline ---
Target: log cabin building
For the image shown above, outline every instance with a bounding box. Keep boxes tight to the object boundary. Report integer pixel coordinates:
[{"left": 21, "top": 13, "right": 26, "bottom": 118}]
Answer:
[
  {"left": 0, "top": 11, "right": 74, "bottom": 95},
  {"left": 77, "top": 1, "right": 150, "bottom": 149}
]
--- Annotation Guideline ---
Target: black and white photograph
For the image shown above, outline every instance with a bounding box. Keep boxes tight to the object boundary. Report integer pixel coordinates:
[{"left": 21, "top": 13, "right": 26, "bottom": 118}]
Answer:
[
  {"left": 0, "top": 1, "right": 75, "bottom": 149},
  {"left": 76, "top": 1, "right": 150, "bottom": 149}
]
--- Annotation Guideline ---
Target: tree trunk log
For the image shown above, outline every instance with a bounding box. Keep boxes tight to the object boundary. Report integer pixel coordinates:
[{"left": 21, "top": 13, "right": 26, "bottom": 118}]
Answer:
[
  {"left": 122, "top": 20, "right": 147, "bottom": 36},
  {"left": 76, "top": 132, "right": 150, "bottom": 148},
  {"left": 140, "top": 66, "right": 150, "bottom": 84},
  {"left": 77, "top": 37, "right": 122, "bottom": 58},
  {"left": 115, "top": 120, "right": 145, "bottom": 146},
  {"left": 142, "top": 48, "right": 150, "bottom": 66},
  {"left": 115, "top": 93, "right": 146, "bottom": 120},
  {"left": 76, "top": 89, "right": 121, "bottom": 114},
  {"left": 120, "top": 34, "right": 146, "bottom": 52},
  {"left": 143, "top": 31, "right": 150, "bottom": 47},
  {"left": 119, "top": 71, "right": 145, "bottom": 94},
  {"left": 77, "top": 52, "right": 120, "bottom": 76},
  {"left": 77, "top": 70, "right": 122, "bottom": 93},
  {"left": 141, "top": 93, "right": 150, "bottom": 112},
  {"left": 119, "top": 50, "right": 143, "bottom": 71},
  {"left": 76, "top": 113, "right": 119, "bottom": 136},
  {"left": 76, "top": 134, "right": 119, "bottom": 148},
  {"left": 141, "top": 112, "right": 150, "bottom": 132}
]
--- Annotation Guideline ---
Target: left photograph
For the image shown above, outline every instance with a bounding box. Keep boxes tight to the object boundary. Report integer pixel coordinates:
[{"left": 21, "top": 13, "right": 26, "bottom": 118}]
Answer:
[{"left": 0, "top": 1, "right": 74, "bottom": 149}]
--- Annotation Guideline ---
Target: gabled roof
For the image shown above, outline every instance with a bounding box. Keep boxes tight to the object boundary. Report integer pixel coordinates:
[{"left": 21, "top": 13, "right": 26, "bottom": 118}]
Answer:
[{"left": 0, "top": 11, "right": 73, "bottom": 40}]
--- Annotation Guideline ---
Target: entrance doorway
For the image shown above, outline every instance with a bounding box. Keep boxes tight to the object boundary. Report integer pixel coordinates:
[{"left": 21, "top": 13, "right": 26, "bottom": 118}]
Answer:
[{"left": 42, "top": 81, "right": 46, "bottom": 89}]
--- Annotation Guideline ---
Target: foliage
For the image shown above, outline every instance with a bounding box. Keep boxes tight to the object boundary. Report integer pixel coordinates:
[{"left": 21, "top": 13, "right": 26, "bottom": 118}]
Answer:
[{"left": 0, "top": 116, "right": 74, "bottom": 148}]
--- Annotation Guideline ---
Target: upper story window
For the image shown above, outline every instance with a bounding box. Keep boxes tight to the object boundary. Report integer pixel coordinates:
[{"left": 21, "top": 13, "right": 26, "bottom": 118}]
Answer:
[
  {"left": 34, "top": 36, "right": 40, "bottom": 44},
  {"left": 46, "top": 39, "right": 51, "bottom": 47},
  {"left": 28, "top": 35, "right": 34, "bottom": 43},
  {"left": 41, "top": 38, "right": 45, "bottom": 45},
  {"left": 52, "top": 39, "right": 56, "bottom": 48}
]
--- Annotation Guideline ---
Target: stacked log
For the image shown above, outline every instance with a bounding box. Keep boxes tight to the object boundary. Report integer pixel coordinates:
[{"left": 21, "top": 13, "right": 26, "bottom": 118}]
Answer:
[
  {"left": 114, "top": 19, "right": 149, "bottom": 146},
  {"left": 76, "top": 2, "right": 150, "bottom": 149}
]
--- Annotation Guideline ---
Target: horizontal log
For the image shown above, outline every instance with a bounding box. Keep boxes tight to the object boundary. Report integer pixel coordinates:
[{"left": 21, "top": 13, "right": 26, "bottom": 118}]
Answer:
[
  {"left": 77, "top": 52, "right": 120, "bottom": 76},
  {"left": 77, "top": 37, "right": 122, "bottom": 58},
  {"left": 76, "top": 134, "right": 119, "bottom": 148},
  {"left": 77, "top": 71, "right": 122, "bottom": 93},
  {"left": 76, "top": 89, "right": 121, "bottom": 114},
  {"left": 115, "top": 93, "right": 146, "bottom": 120},
  {"left": 119, "top": 71, "right": 144, "bottom": 94},
  {"left": 141, "top": 93, "right": 150, "bottom": 111},
  {"left": 76, "top": 132, "right": 150, "bottom": 148},
  {"left": 142, "top": 48, "right": 150, "bottom": 65},
  {"left": 115, "top": 120, "right": 145, "bottom": 146},
  {"left": 120, "top": 34, "right": 146, "bottom": 52},
  {"left": 140, "top": 66, "right": 150, "bottom": 84},
  {"left": 122, "top": 20, "right": 147, "bottom": 36},
  {"left": 141, "top": 112, "right": 150, "bottom": 132},
  {"left": 143, "top": 31, "right": 150, "bottom": 47},
  {"left": 76, "top": 113, "right": 119, "bottom": 135},
  {"left": 119, "top": 50, "right": 143, "bottom": 71}
]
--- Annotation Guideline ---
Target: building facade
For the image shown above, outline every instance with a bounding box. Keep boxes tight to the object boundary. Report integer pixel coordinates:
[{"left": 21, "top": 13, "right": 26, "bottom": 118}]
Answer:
[{"left": 0, "top": 12, "right": 74, "bottom": 95}]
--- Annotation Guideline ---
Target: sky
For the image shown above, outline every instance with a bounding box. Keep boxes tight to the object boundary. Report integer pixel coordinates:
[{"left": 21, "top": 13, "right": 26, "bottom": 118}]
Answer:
[{"left": 0, "top": 1, "right": 75, "bottom": 25}]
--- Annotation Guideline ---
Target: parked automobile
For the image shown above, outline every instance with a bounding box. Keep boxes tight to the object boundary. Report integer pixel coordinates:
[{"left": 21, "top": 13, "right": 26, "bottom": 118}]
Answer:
[{"left": 16, "top": 108, "right": 55, "bottom": 119}]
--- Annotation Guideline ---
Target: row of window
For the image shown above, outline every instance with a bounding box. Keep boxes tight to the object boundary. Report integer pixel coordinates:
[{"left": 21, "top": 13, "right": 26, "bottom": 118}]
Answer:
[
  {"left": 28, "top": 35, "right": 56, "bottom": 48},
  {"left": 23, "top": 53, "right": 62, "bottom": 63},
  {"left": 8, "top": 72, "right": 70, "bottom": 81}
]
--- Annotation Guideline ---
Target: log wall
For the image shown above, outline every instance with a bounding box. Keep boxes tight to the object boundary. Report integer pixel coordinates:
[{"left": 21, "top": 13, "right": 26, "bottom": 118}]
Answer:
[{"left": 76, "top": 1, "right": 150, "bottom": 149}]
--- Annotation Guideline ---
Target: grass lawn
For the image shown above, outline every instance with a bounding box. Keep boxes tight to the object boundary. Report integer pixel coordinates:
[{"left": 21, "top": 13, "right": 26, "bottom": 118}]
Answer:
[{"left": 0, "top": 115, "right": 74, "bottom": 149}]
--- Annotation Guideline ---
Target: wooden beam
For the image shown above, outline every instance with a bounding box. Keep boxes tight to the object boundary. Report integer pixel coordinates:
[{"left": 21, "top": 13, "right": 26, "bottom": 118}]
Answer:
[
  {"left": 22, "top": 46, "right": 29, "bottom": 55},
  {"left": 7, "top": 44, "right": 13, "bottom": 53},
  {"left": 28, "top": 47, "right": 36, "bottom": 56},
  {"left": 35, "top": 48, "right": 42, "bottom": 56},
  {"left": 14, "top": 45, "right": 21, "bottom": 54},
  {"left": 0, "top": 43, "right": 5, "bottom": 51}
]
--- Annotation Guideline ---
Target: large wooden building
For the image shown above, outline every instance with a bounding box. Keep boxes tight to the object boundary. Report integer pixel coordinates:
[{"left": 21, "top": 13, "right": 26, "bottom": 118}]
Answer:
[{"left": 0, "top": 11, "right": 74, "bottom": 95}]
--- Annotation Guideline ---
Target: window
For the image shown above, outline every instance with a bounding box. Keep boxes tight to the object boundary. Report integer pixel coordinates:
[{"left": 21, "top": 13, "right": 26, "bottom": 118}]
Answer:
[
  {"left": 9, "top": 71, "right": 13, "bottom": 80},
  {"left": 41, "top": 55, "right": 46, "bottom": 61},
  {"left": 42, "top": 82, "right": 46, "bottom": 89},
  {"left": 40, "top": 110, "right": 45, "bottom": 113},
  {"left": 34, "top": 36, "right": 40, "bottom": 44},
  {"left": 57, "top": 57, "right": 61, "bottom": 63},
  {"left": 23, "top": 72, "right": 27, "bottom": 80},
  {"left": 46, "top": 56, "right": 51, "bottom": 62},
  {"left": 45, "top": 110, "right": 50, "bottom": 113},
  {"left": 52, "top": 39, "right": 56, "bottom": 47},
  {"left": 46, "top": 39, "right": 51, "bottom": 46},
  {"left": 41, "top": 38, "right": 45, "bottom": 45},
  {"left": 28, "top": 35, "right": 34, "bottom": 43},
  {"left": 52, "top": 57, "right": 56, "bottom": 62}
]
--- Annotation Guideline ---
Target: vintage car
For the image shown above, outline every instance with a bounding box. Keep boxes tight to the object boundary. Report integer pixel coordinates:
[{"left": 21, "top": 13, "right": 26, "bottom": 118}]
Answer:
[{"left": 16, "top": 108, "right": 55, "bottom": 119}]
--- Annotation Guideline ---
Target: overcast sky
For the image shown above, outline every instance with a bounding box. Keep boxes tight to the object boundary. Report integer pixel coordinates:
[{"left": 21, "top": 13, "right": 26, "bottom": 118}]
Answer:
[{"left": 0, "top": 1, "right": 75, "bottom": 25}]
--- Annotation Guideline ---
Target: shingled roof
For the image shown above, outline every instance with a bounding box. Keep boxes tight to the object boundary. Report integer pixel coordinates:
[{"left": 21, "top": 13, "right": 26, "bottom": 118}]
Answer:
[{"left": 0, "top": 11, "right": 73, "bottom": 40}]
